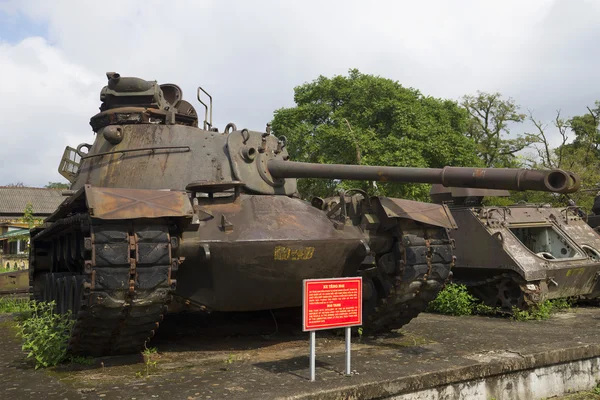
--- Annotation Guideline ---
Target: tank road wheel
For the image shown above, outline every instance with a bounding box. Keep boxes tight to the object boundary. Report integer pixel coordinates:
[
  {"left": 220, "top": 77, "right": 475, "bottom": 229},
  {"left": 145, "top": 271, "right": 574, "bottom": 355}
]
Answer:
[
  {"left": 64, "top": 277, "right": 75, "bottom": 316},
  {"left": 361, "top": 278, "right": 379, "bottom": 321},
  {"left": 360, "top": 219, "right": 454, "bottom": 333},
  {"left": 41, "top": 274, "right": 52, "bottom": 302},
  {"left": 56, "top": 277, "right": 66, "bottom": 315},
  {"left": 48, "top": 273, "right": 58, "bottom": 310}
]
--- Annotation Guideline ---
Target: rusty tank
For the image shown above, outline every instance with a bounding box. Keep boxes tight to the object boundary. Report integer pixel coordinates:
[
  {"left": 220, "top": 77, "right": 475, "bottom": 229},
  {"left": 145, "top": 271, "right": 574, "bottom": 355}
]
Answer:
[
  {"left": 29, "top": 72, "right": 579, "bottom": 356},
  {"left": 430, "top": 186, "right": 600, "bottom": 310}
]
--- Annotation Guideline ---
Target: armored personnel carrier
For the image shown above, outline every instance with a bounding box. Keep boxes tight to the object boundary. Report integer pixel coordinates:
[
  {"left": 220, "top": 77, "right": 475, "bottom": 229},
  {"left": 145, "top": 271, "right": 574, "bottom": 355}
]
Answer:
[
  {"left": 29, "top": 72, "right": 578, "bottom": 355},
  {"left": 430, "top": 186, "right": 600, "bottom": 310}
]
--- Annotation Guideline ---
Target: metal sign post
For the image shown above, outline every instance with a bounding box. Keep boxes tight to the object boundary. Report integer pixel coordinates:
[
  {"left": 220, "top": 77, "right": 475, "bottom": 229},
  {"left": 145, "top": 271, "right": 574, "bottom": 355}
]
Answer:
[
  {"left": 303, "top": 277, "right": 362, "bottom": 382},
  {"left": 345, "top": 326, "right": 351, "bottom": 375},
  {"left": 310, "top": 331, "right": 316, "bottom": 381}
]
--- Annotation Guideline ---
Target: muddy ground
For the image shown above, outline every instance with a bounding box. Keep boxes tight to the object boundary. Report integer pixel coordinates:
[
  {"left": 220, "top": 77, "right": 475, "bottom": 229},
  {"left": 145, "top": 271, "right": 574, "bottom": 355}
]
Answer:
[{"left": 2, "top": 307, "right": 600, "bottom": 400}]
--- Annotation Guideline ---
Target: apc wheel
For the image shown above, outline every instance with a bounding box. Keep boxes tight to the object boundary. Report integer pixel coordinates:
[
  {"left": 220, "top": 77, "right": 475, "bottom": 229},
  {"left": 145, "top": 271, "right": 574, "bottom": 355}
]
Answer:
[{"left": 496, "top": 278, "right": 527, "bottom": 310}]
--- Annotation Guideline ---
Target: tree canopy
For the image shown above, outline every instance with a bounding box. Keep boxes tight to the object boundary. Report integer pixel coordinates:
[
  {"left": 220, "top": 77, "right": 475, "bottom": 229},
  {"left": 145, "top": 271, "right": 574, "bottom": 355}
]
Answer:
[
  {"left": 490, "top": 105, "right": 600, "bottom": 211},
  {"left": 461, "top": 92, "right": 538, "bottom": 168},
  {"left": 271, "top": 69, "right": 481, "bottom": 200},
  {"left": 45, "top": 182, "right": 70, "bottom": 189}
]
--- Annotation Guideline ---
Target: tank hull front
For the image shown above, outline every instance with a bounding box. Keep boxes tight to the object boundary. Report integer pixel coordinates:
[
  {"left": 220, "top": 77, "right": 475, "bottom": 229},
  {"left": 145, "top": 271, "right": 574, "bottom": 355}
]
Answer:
[{"left": 176, "top": 195, "right": 369, "bottom": 311}]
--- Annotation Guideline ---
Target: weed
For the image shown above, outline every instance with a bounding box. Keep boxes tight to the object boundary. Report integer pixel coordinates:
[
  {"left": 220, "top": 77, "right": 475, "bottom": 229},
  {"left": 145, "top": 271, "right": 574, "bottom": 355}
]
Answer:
[
  {"left": 592, "top": 382, "right": 600, "bottom": 395},
  {"left": 0, "top": 297, "right": 32, "bottom": 314},
  {"left": 357, "top": 327, "right": 363, "bottom": 342},
  {"left": 221, "top": 354, "right": 235, "bottom": 371},
  {"left": 16, "top": 301, "right": 74, "bottom": 369},
  {"left": 141, "top": 346, "right": 158, "bottom": 377},
  {"left": 427, "top": 284, "right": 477, "bottom": 316}
]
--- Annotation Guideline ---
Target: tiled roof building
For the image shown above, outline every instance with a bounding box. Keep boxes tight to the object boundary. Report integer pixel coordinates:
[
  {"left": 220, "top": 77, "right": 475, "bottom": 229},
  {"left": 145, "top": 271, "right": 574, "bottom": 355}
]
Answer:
[
  {"left": 0, "top": 187, "right": 66, "bottom": 269},
  {"left": 0, "top": 187, "right": 65, "bottom": 222}
]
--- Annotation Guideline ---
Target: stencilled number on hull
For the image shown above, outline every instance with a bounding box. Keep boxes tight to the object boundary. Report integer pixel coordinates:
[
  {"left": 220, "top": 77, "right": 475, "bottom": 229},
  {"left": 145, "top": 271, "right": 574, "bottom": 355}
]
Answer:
[{"left": 274, "top": 246, "right": 315, "bottom": 261}]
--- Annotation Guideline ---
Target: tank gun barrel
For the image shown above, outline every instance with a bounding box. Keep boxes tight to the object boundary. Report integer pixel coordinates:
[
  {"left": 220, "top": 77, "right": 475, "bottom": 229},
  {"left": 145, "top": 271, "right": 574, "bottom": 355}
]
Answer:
[{"left": 267, "top": 160, "right": 579, "bottom": 194}]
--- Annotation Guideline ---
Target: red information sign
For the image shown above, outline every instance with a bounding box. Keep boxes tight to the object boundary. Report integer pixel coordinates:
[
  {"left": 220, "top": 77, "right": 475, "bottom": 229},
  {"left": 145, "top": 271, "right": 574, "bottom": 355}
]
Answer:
[{"left": 303, "top": 277, "right": 362, "bottom": 331}]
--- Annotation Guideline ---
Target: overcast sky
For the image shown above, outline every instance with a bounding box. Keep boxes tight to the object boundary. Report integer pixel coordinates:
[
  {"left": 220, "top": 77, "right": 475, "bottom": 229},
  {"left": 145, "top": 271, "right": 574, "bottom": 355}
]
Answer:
[{"left": 0, "top": 0, "right": 599, "bottom": 186}]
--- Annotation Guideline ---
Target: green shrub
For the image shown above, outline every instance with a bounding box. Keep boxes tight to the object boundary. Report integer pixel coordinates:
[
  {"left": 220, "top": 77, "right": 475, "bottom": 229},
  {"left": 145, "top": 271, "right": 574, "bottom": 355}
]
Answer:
[
  {"left": 16, "top": 301, "right": 74, "bottom": 369},
  {"left": 427, "top": 284, "right": 477, "bottom": 316}
]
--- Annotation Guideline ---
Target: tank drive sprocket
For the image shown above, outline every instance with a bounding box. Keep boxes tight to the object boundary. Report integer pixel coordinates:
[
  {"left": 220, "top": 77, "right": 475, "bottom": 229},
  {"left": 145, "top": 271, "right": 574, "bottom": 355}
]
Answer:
[
  {"left": 361, "top": 219, "right": 454, "bottom": 332},
  {"left": 31, "top": 214, "right": 178, "bottom": 356}
]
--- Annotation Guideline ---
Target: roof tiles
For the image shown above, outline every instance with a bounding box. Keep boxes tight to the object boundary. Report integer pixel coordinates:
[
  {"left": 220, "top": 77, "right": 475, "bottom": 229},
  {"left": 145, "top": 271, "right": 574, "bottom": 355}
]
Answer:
[{"left": 0, "top": 187, "right": 65, "bottom": 216}]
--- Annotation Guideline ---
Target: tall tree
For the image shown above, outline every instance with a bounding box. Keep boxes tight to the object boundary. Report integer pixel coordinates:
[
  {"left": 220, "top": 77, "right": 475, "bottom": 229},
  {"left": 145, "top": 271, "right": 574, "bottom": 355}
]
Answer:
[
  {"left": 527, "top": 110, "right": 569, "bottom": 169},
  {"left": 9, "top": 202, "right": 44, "bottom": 253},
  {"left": 462, "top": 92, "right": 537, "bottom": 167},
  {"left": 568, "top": 101, "right": 600, "bottom": 164},
  {"left": 495, "top": 105, "right": 600, "bottom": 211},
  {"left": 271, "top": 69, "right": 480, "bottom": 200}
]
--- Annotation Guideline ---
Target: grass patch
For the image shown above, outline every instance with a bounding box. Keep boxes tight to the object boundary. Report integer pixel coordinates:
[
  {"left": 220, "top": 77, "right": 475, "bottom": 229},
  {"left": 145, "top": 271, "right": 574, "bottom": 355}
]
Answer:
[
  {"left": 16, "top": 301, "right": 74, "bottom": 369},
  {"left": 0, "top": 297, "right": 32, "bottom": 314}
]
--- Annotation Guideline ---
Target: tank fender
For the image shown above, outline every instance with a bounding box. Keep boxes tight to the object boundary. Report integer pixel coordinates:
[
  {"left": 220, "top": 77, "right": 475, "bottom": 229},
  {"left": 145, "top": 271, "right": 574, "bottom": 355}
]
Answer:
[
  {"left": 84, "top": 186, "right": 194, "bottom": 219},
  {"left": 49, "top": 185, "right": 194, "bottom": 221},
  {"left": 372, "top": 197, "right": 457, "bottom": 229}
]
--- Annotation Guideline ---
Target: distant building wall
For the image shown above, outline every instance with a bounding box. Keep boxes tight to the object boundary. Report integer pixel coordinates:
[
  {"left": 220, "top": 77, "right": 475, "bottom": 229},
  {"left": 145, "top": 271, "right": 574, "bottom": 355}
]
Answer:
[{"left": 0, "top": 254, "right": 28, "bottom": 270}]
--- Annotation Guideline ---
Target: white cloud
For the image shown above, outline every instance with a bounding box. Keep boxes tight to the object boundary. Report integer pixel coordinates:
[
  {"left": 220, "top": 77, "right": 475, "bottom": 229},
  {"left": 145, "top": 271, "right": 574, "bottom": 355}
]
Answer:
[
  {"left": 0, "top": 37, "right": 102, "bottom": 185},
  {"left": 0, "top": 0, "right": 599, "bottom": 185}
]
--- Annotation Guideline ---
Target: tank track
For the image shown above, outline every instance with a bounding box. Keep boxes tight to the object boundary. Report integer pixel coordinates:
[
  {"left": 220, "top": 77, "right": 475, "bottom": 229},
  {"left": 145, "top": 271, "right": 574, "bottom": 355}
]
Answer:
[
  {"left": 30, "top": 214, "right": 177, "bottom": 356},
  {"left": 360, "top": 219, "right": 455, "bottom": 332},
  {"left": 456, "top": 272, "right": 536, "bottom": 311}
]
